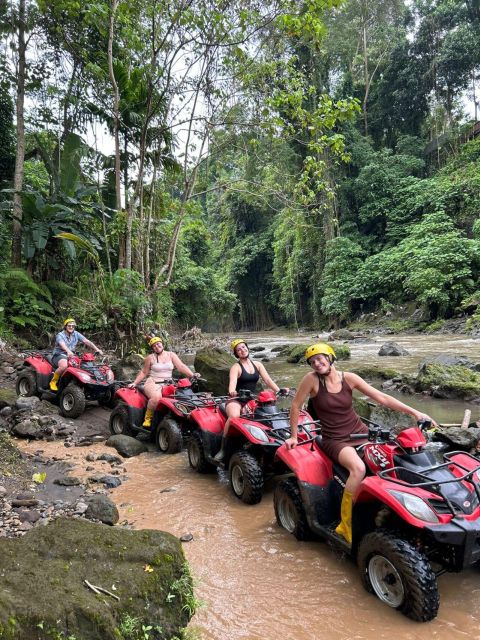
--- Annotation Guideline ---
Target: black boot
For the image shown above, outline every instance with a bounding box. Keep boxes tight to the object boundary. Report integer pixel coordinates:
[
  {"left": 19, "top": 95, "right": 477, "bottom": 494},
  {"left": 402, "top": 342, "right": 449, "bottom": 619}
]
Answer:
[{"left": 213, "top": 436, "right": 226, "bottom": 462}]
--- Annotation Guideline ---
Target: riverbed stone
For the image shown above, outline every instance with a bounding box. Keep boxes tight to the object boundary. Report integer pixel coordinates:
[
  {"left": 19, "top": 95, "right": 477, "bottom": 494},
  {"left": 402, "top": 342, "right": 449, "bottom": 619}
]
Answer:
[
  {"left": 12, "top": 419, "right": 44, "bottom": 439},
  {"left": 14, "top": 395, "right": 41, "bottom": 411},
  {"left": 0, "top": 388, "right": 17, "bottom": 409},
  {"left": 0, "top": 517, "right": 194, "bottom": 639},
  {"left": 433, "top": 426, "right": 480, "bottom": 451},
  {"left": 84, "top": 495, "right": 119, "bottom": 525},
  {"left": 106, "top": 434, "right": 148, "bottom": 457},
  {"left": 378, "top": 341, "right": 410, "bottom": 356},
  {"left": 194, "top": 347, "right": 236, "bottom": 395}
]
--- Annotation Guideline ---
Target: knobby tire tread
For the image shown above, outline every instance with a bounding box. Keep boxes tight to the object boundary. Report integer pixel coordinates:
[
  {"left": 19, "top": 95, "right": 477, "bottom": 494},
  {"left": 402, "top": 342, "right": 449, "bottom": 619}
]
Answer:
[
  {"left": 274, "top": 478, "right": 312, "bottom": 541},
  {"left": 229, "top": 451, "right": 264, "bottom": 505}
]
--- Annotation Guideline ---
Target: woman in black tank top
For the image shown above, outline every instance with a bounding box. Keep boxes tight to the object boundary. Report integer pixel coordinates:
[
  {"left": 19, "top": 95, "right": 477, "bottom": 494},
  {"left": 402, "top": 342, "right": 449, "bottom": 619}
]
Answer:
[{"left": 213, "top": 339, "right": 288, "bottom": 461}]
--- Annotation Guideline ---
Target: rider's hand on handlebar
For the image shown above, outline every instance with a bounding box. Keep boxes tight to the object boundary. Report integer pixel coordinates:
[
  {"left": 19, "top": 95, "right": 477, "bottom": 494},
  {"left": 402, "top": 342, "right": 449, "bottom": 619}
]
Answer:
[
  {"left": 191, "top": 372, "right": 201, "bottom": 379},
  {"left": 415, "top": 412, "right": 437, "bottom": 428},
  {"left": 277, "top": 387, "right": 290, "bottom": 396},
  {"left": 127, "top": 382, "right": 136, "bottom": 389},
  {"left": 228, "top": 390, "right": 238, "bottom": 397},
  {"left": 284, "top": 436, "right": 297, "bottom": 450}
]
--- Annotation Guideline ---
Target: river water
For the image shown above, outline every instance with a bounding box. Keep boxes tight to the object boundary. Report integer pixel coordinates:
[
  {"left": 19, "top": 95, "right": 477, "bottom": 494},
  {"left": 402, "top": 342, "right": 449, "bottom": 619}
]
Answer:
[{"left": 19, "top": 331, "right": 480, "bottom": 639}]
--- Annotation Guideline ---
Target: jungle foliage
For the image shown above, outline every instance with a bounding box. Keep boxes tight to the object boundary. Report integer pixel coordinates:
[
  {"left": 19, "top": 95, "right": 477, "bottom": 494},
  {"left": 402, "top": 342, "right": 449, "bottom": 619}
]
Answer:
[{"left": 1, "top": 0, "right": 479, "bottom": 343}]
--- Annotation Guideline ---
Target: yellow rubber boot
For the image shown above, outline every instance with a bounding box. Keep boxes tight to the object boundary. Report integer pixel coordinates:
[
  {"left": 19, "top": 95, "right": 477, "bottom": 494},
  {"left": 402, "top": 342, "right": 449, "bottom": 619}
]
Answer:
[
  {"left": 142, "top": 408, "right": 154, "bottom": 428},
  {"left": 335, "top": 490, "right": 353, "bottom": 544},
  {"left": 49, "top": 372, "right": 60, "bottom": 391}
]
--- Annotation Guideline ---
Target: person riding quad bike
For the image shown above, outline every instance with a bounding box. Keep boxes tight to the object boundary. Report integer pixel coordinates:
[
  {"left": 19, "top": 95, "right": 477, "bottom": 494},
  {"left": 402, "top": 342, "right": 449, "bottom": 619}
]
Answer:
[
  {"left": 213, "top": 338, "right": 288, "bottom": 461},
  {"left": 285, "top": 342, "right": 434, "bottom": 544},
  {"left": 128, "top": 336, "right": 199, "bottom": 428},
  {"left": 49, "top": 318, "right": 109, "bottom": 391}
]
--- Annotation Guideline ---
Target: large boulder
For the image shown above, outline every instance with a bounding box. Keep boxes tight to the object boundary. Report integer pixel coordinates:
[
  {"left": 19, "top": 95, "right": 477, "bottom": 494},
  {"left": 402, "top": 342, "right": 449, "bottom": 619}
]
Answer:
[
  {"left": 284, "top": 343, "right": 351, "bottom": 364},
  {"left": 416, "top": 362, "right": 480, "bottom": 399},
  {"left": 194, "top": 347, "right": 236, "bottom": 395},
  {"left": 419, "top": 354, "right": 480, "bottom": 371},
  {"left": 433, "top": 426, "right": 480, "bottom": 452},
  {"left": 0, "top": 517, "right": 194, "bottom": 640},
  {"left": 111, "top": 352, "right": 144, "bottom": 382},
  {"left": 378, "top": 342, "right": 410, "bottom": 356},
  {"left": 106, "top": 435, "right": 148, "bottom": 458}
]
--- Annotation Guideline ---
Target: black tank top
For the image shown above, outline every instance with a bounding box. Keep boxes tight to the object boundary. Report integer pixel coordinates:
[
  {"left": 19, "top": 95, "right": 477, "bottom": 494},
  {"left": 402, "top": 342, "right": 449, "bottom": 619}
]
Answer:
[{"left": 236, "top": 360, "right": 259, "bottom": 393}]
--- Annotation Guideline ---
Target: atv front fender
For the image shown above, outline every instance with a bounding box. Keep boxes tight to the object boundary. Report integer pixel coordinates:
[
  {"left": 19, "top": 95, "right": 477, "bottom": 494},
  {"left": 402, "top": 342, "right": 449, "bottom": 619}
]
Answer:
[{"left": 275, "top": 443, "right": 333, "bottom": 486}]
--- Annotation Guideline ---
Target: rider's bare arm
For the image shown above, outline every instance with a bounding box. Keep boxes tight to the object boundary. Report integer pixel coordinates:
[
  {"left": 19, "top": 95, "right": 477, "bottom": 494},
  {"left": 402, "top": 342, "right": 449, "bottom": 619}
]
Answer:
[
  {"left": 256, "top": 362, "right": 280, "bottom": 393},
  {"left": 83, "top": 338, "right": 102, "bottom": 355},
  {"left": 131, "top": 356, "right": 152, "bottom": 386},
  {"left": 58, "top": 340, "right": 74, "bottom": 357},
  {"left": 345, "top": 372, "right": 436, "bottom": 425},
  {"left": 286, "top": 372, "right": 318, "bottom": 447},
  {"left": 228, "top": 363, "right": 241, "bottom": 395},
  {"left": 170, "top": 352, "right": 194, "bottom": 378}
]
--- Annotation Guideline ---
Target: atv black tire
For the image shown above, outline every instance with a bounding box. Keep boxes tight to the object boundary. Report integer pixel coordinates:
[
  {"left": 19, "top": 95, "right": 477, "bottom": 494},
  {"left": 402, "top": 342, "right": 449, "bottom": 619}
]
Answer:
[
  {"left": 274, "top": 478, "right": 312, "bottom": 540},
  {"left": 109, "top": 403, "right": 134, "bottom": 436},
  {"left": 156, "top": 416, "right": 183, "bottom": 454},
  {"left": 59, "top": 383, "right": 86, "bottom": 419},
  {"left": 188, "top": 431, "right": 215, "bottom": 473},
  {"left": 357, "top": 529, "right": 439, "bottom": 622},
  {"left": 229, "top": 451, "right": 264, "bottom": 505},
  {"left": 16, "top": 369, "right": 38, "bottom": 397}
]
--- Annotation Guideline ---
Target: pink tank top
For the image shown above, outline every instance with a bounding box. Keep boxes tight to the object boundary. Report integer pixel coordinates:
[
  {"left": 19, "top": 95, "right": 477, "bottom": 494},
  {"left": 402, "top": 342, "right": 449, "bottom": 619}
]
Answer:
[{"left": 149, "top": 354, "right": 174, "bottom": 381}]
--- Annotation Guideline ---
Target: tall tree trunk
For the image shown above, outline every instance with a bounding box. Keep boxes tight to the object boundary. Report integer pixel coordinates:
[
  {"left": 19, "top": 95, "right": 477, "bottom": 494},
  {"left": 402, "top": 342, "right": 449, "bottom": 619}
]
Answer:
[
  {"left": 107, "top": 0, "right": 123, "bottom": 266},
  {"left": 361, "top": 1, "right": 369, "bottom": 136},
  {"left": 11, "top": 0, "right": 26, "bottom": 267}
]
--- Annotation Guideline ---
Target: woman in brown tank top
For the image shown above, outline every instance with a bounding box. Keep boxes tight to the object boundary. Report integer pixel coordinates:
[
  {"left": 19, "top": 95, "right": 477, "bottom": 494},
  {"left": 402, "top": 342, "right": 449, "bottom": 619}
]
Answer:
[{"left": 285, "top": 343, "right": 435, "bottom": 544}]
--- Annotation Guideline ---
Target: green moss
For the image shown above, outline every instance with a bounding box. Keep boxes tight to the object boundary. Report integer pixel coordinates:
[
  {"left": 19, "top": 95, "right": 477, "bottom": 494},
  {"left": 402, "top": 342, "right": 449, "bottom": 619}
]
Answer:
[
  {"left": 285, "top": 343, "right": 350, "bottom": 364},
  {"left": 416, "top": 363, "right": 480, "bottom": 399},
  {"left": 0, "top": 387, "right": 17, "bottom": 407},
  {"left": 423, "top": 319, "right": 445, "bottom": 333},
  {"left": 349, "top": 365, "right": 402, "bottom": 381}
]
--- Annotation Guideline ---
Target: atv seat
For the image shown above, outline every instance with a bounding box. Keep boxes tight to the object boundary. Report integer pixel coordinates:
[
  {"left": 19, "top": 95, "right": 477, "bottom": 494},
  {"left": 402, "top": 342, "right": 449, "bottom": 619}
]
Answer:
[
  {"left": 314, "top": 435, "right": 365, "bottom": 485},
  {"left": 44, "top": 354, "right": 54, "bottom": 365}
]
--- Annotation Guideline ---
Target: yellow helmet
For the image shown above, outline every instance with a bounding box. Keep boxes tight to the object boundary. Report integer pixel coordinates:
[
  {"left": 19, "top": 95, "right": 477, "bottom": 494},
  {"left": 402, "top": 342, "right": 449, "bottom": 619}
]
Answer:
[
  {"left": 63, "top": 318, "right": 76, "bottom": 327},
  {"left": 148, "top": 336, "right": 163, "bottom": 347},
  {"left": 304, "top": 343, "right": 336, "bottom": 363},
  {"left": 231, "top": 338, "right": 247, "bottom": 353}
]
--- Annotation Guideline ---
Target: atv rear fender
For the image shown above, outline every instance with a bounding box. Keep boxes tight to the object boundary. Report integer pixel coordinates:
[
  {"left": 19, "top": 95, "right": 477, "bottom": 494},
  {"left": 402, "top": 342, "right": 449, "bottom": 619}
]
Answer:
[
  {"left": 115, "top": 387, "right": 148, "bottom": 410},
  {"left": 25, "top": 355, "right": 52, "bottom": 375},
  {"left": 190, "top": 406, "right": 225, "bottom": 435},
  {"left": 275, "top": 443, "right": 333, "bottom": 486}
]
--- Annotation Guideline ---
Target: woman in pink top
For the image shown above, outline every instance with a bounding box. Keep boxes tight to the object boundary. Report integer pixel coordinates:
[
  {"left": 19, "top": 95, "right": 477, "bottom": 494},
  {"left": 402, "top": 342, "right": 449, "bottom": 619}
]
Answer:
[{"left": 129, "top": 336, "right": 197, "bottom": 427}]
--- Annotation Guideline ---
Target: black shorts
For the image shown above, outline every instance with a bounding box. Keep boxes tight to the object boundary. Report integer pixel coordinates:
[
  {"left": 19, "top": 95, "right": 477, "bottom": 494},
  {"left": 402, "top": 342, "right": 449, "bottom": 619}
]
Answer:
[{"left": 51, "top": 353, "right": 68, "bottom": 368}]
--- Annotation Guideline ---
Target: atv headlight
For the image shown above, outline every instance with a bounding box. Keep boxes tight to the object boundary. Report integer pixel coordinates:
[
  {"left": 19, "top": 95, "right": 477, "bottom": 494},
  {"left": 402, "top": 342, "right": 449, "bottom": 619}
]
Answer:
[
  {"left": 246, "top": 425, "right": 269, "bottom": 443},
  {"left": 79, "top": 373, "right": 91, "bottom": 382},
  {"left": 389, "top": 490, "right": 439, "bottom": 523}
]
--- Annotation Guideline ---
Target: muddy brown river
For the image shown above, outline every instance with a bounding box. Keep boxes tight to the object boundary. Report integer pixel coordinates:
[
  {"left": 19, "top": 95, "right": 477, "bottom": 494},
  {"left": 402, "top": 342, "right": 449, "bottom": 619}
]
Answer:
[{"left": 18, "top": 332, "right": 480, "bottom": 638}]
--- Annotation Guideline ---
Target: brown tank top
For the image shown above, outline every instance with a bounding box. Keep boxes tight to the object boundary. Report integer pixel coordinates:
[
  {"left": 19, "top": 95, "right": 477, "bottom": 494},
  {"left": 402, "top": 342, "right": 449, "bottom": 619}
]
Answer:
[{"left": 310, "top": 373, "right": 365, "bottom": 442}]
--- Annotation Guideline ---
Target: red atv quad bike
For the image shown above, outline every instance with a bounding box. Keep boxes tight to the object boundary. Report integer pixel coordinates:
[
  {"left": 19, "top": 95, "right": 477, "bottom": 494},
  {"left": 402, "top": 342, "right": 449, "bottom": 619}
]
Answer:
[
  {"left": 16, "top": 351, "right": 115, "bottom": 418},
  {"left": 187, "top": 389, "right": 314, "bottom": 505},
  {"left": 109, "top": 377, "right": 214, "bottom": 453},
  {"left": 273, "top": 419, "right": 480, "bottom": 622}
]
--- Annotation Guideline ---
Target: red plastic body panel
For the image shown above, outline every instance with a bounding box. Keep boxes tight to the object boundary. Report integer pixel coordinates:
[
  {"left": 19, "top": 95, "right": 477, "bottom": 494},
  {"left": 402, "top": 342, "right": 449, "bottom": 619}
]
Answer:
[
  {"left": 162, "top": 384, "right": 176, "bottom": 396},
  {"left": 25, "top": 355, "right": 53, "bottom": 376},
  {"left": 276, "top": 443, "right": 333, "bottom": 486},
  {"left": 258, "top": 390, "right": 276, "bottom": 403},
  {"left": 115, "top": 387, "right": 148, "bottom": 410},
  {"left": 190, "top": 406, "right": 225, "bottom": 435},
  {"left": 364, "top": 442, "right": 397, "bottom": 475},
  {"left": 155, "top": 397, "right": 183, "bottom": 417},
  {"left": 396, "top": 426, "right": 427, "bottom": 450},
  {"left": 176, "top": 378, "right": 191, "bottom": 388},
  {"left": 81, "top": 353, "right": 95, "bottom": 362}
]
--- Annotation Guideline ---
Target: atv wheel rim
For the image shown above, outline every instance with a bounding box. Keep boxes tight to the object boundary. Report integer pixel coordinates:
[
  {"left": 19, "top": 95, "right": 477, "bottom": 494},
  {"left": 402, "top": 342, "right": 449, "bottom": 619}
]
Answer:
[
  {"left": 231, "top": 465, "right": 245, "bottom": 496},
  {"left": 368, "top": 555, "right": 405, "bottom": 608},
  {"left": 18, "top": 379, "right": 30, "bottom": 396},
  {"left": 277, "top": 494, "right": 297, "bottom": 533},
  {"left": 158, "top": 430, "right": 169, "bottom": 451},
  {"left": 111, "top": 415, "right": 124, "bottom": 435},
  {"left": 62, "top": 393, "right": 75, "bottom": 411}
]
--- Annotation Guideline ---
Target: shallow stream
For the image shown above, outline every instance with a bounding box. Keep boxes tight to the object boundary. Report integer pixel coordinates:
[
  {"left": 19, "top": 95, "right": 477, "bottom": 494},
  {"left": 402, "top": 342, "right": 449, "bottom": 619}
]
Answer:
[{"left": 19, "top": 330, "right": 480, "bottom": 639}]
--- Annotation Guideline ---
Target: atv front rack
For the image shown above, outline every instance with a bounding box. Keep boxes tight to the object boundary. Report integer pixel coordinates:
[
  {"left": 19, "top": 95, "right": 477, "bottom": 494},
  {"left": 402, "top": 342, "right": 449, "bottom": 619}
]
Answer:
[{"left": 378, "top": 451, "right": 480, "bottom": 513}]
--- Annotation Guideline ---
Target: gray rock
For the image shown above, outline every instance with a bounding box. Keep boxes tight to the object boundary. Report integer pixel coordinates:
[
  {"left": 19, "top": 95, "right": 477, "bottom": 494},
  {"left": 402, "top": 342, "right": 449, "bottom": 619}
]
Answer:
[
  {"left": 194, "top": 347, "right": 236, "bottom": 396},
  {"left": 53, "top": 476, "right": 82, "bottom": 487},
  {"left": 88, "top": 475, "right": 122, "bottom": 489},
  {"left": 12, "top": 419, "right": 43, "bottom": 439},
  {"left": 84, "top": 495, "right": 119, "bottom": 525},
  {"left": 378, "top": 342, "right": 410, "bottom": 357},
  {"left": 419, "top": 354, "right": 478, "bottom": 370},
  {"left": 106, "top": 435, "right": 148, "bottom": 458},
  {"left": 14, "top": 396, "right": 41, "bottom": 410},
  {"left": 0, "top": 406, "right": 12, "bottom": 416},
  {"left": 249, "top": 346, "right": 265, "bottom": 352},
  {"left": 97, "top": 453, "right": 122, "bottom": 465}
]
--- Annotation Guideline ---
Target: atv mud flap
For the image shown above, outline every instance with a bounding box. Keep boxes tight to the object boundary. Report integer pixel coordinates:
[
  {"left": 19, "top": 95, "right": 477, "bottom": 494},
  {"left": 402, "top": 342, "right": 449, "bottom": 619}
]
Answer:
[
  {"left": 299, "top": 480, "right": 341, "bottom": 528},
  {"left": 425, "top": 518, "right": 480, "bottom": 569}
]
